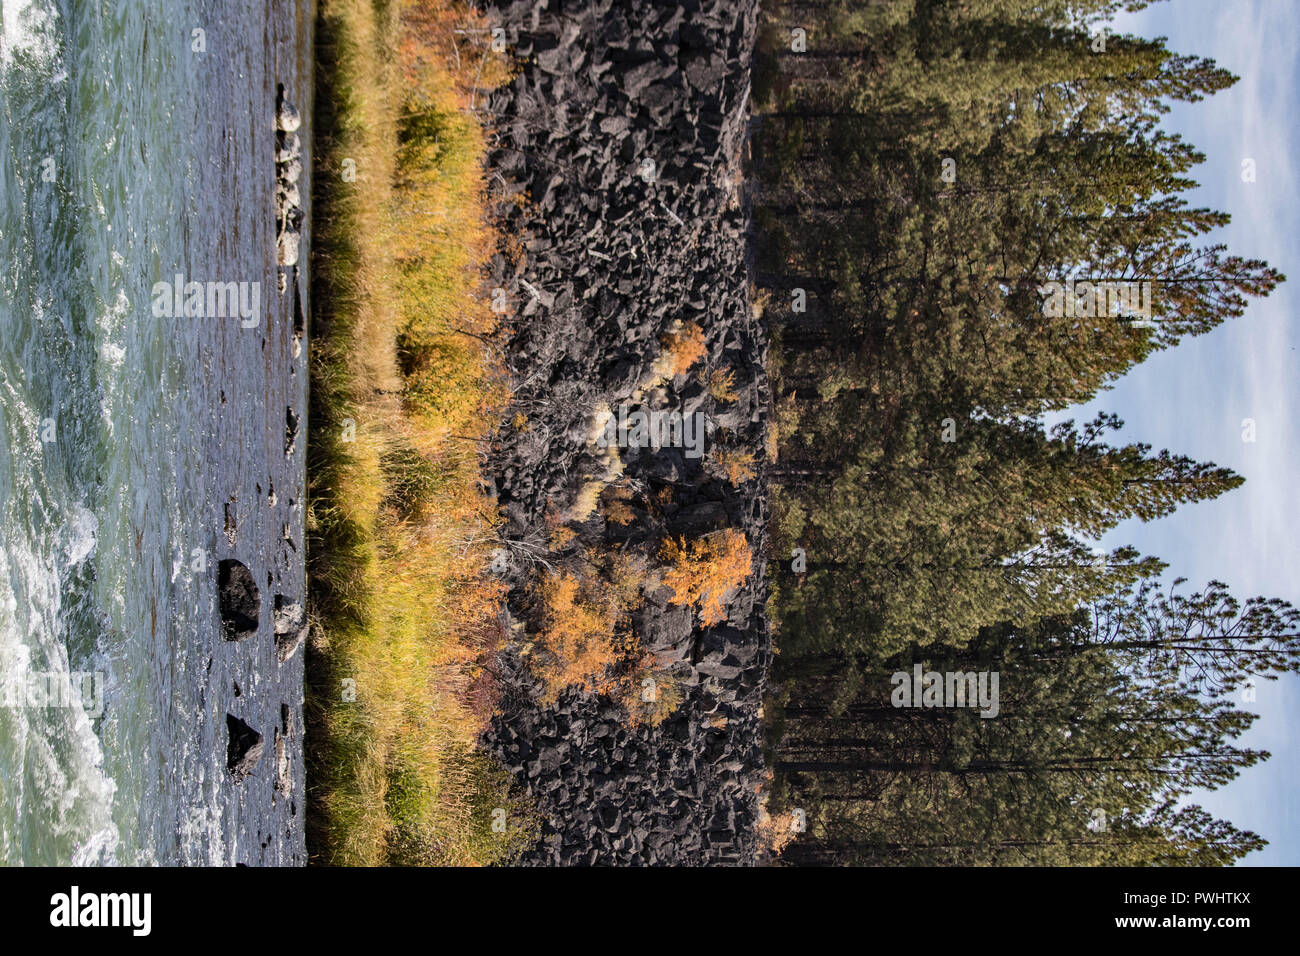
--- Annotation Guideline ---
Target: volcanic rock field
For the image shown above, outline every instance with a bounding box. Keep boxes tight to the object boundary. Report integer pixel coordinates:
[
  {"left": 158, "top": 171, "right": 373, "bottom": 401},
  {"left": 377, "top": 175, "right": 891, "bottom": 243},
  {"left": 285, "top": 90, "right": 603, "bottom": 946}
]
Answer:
[{"left": 479, "top": 0, "right": 772, "bottom": 864}]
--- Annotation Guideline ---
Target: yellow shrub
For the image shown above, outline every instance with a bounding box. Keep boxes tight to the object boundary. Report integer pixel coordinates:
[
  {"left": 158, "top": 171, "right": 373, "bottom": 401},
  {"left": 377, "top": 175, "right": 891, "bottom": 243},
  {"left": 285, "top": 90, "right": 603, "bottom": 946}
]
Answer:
[
  {"left": 708, "top": 367, "right": 738, "bottom": 403},
  {"left": 656, "top": 321, "right": 707, "bottom": 378},
  {"left": 601, "top": 484, "right": 637, "bottom": 526},
  {"left": 616, "top": 666, "right": 684, "bottom": 727},
  {"left": 708, "top": 447, "right": 757, "bottom": 484},
  {"left": 661, "top": 529, "right": 753, "bottom": 626},
  {"left": 603, "top": 550, "right": 647, "bottom": 609},
  {"left": 756, "top": 807, "right": 801, "bottom": 857},
  {"left": 534, "top": 572, "right": 628, "bottom": 702}
]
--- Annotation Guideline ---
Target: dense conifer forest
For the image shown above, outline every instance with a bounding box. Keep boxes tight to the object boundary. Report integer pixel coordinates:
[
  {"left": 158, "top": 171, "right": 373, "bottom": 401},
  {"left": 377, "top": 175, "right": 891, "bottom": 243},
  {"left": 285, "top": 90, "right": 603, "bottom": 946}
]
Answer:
[{"left": 754, "top": 0, "right": 1295, "bottom": 865}]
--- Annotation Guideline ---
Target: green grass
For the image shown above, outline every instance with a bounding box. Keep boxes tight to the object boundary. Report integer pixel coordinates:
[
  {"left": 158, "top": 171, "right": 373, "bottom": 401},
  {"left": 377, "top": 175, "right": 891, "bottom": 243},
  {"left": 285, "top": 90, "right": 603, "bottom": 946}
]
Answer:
[{"left": 305, "top": 0, "right": 535, "bottom": 866}]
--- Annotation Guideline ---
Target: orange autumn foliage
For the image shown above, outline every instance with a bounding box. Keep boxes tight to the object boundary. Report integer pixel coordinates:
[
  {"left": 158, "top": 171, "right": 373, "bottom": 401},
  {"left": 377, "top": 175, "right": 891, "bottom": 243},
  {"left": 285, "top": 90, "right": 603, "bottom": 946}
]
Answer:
[
  {"left": 707, "top": 367, "right": 739, "bottom": 403},
  {"left": 533, "top": 572, "right": 628, "bottom": 702},
  {"left": 756, "top": 807, "right": 801, "bottom": 857},
  {"left": 658, "top": 321, "right": 707, "bottom": 377},
  {"left": 397, "top": 0, "right": 510, "bottom": 110},
  {"left": 708, "top": 447, "right": 757, "bottom": 484},
  {"left": 661, "top": 529, "right": 753, "bottom": 626}
]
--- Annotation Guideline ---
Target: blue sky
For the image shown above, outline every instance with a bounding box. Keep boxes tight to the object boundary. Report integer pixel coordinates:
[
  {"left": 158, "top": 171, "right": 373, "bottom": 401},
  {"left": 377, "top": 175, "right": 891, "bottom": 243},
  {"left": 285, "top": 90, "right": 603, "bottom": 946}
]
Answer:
[{"left": 1051, "top": 0, "right": 1299, "bottom": 864}]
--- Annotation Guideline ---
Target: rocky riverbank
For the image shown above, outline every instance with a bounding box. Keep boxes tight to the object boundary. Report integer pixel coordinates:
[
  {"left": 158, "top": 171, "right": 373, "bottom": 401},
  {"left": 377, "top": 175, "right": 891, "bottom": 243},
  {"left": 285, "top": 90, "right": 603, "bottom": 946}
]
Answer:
[
  {"left": 176, "top": 2, "right": 313, "bottom": 865},
  {"left": 479, "top": 0, "right": 770, "bottom": 865}
]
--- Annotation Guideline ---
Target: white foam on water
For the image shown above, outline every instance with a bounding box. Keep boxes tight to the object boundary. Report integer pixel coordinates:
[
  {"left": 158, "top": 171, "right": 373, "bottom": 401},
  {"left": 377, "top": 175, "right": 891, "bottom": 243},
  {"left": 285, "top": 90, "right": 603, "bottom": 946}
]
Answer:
[
  {"left": 64, "top": 503, "right": 97, "bottom": 566},
  {"left": 0, "top": 0, "right": 196, "bottom": 867},
  {"left": 99, "top": 342, "right": 126, "bottom": 366},
  {"left": 0, "top": 523, "right": 120, "bottom": 865},
  {"left": 0, "top": 0, "right": 57, "bottom": 67},
  {"left": 96, "top": 288, "right": 129, "bottom": 440}
]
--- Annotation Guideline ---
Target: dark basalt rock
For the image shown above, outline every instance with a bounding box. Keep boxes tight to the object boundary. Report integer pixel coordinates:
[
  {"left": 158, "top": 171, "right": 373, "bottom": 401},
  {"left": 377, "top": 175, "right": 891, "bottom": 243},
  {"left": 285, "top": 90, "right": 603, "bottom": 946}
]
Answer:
[
  {"left": 226, "top": 713, "right": 265, "bottom": 783},
  {"left": 284, "top": 407, "right": 299, "bottom": 457},
  {"left": 217, "top": 559, "right": 260, "bottom": 642},
  {"left": 479, "top": 0, "right": 769, "bottom": 866},
  {"left": 275, "top": 84, "right": 301, "bottom": 133},
  {"left": 276, "top": 131, "right": 301, "bottom": 163}
]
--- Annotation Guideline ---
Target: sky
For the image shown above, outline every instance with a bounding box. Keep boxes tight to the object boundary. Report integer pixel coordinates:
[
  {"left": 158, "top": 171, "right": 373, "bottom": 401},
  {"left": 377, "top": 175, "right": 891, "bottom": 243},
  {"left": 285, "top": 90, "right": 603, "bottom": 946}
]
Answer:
[{"left": 1048, "top": 0, "right": 1299, "bottom": 864}]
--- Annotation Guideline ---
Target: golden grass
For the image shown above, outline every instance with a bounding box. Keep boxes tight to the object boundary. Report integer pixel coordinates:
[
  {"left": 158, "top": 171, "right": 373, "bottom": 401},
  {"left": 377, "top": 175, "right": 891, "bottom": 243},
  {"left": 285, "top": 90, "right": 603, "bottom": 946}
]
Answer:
[{"left": 306, "top": 0, "right": 534, "bottom": 866}]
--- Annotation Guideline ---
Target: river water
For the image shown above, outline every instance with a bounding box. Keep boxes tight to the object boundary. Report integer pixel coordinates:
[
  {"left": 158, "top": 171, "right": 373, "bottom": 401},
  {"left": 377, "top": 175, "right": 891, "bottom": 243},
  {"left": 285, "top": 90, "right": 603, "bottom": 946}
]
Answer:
[{"left": 0, "top": 0, "right": 309, "bottom": 865}]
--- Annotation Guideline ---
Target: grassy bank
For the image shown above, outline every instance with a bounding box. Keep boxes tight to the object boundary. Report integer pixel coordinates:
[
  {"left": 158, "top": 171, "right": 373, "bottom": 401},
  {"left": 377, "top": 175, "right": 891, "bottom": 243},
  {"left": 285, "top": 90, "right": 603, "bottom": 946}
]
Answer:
[{"left": 305, "top": 0, "right": 533, "bottom": 865}]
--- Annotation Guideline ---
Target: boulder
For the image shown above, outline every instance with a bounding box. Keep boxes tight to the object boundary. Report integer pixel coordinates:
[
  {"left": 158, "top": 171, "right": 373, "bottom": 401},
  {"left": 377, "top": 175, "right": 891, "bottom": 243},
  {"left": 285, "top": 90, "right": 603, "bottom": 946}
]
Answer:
[
  {"left": 217, "top": 559, "right": 259, "bottom": 642},
  {"left": 276, "top": 132, "right": 301, "bottom": 163},
  {"left": 475, "top": 0, "right": 770, "bottom": 866},
  {"left": 276, "top": 98, "right": 301, "bottom": 133},
  {"left": 273, "top": 595, "right": 307, "bottom": 662},
  {"left": 277, "top": 229, "right": 300, "bottom": 267},
  {"left": 226, "top": 714, "right": 264, "bottom": 783}
]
